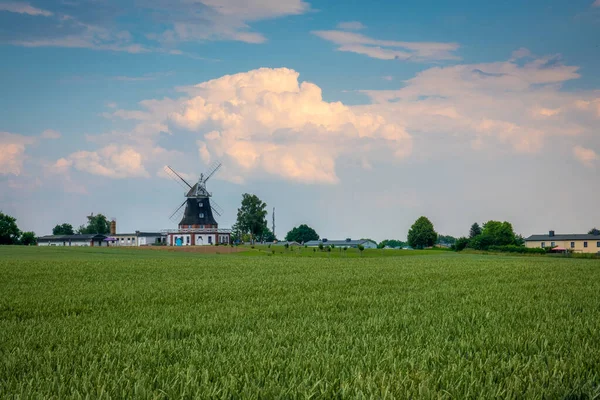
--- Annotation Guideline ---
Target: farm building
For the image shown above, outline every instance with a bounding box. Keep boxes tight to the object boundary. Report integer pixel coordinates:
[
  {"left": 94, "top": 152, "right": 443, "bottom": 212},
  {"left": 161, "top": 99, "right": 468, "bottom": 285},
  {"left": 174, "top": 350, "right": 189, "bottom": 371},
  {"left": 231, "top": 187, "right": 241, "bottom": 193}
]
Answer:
[
  {"left": 37, "top": 234, "right": 108, "bottom": 247},
  {"left": 305, "top": 239, "right": 377, "bottom": 249},
  {"left": 165, "top": 228, "right": 230, "bottom": 246},
  {"left": 109, "top": 232, "right": 167, "bottom": 247},
  {"left": 163, "top": 163, "right": 231, "bottom": 246},
  {"left": 525, "top": 230, "right": 600, "bottom": 254}
]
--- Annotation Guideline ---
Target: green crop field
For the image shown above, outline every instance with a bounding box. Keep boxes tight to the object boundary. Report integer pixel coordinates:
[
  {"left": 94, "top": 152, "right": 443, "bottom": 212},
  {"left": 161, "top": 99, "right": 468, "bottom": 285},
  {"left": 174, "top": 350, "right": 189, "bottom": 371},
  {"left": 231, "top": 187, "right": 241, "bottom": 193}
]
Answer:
[{"left": 1, "top": 247, "right": 599, "bottom": 399}]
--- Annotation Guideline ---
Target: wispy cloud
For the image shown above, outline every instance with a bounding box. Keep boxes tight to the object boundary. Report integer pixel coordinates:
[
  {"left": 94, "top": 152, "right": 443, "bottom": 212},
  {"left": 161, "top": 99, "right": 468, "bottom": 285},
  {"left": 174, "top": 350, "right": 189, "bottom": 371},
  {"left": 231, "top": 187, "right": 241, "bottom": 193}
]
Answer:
[
  {"left": 573, "top": 146, "right": 598, "bottom": 167},
  {"left": 141, "top": 0, "right": 311, "bottom": 44},
  {"left": 0, "top": 1, "right": 52, "bottom": 16},
  {"left": 312, "top": 30, "right": 460, "bottom": 62},
  {"left": 336, "top": 21, "right": 365, "bottom": 31},
  {"left": 2, "top": 0, "right": 311, "bottom": 54},
  {"left": 40, "top": 129, "right": 61, "bottom": 139},
  {"left": 111, "top": 71, "right": 174, "bottom": 82}
]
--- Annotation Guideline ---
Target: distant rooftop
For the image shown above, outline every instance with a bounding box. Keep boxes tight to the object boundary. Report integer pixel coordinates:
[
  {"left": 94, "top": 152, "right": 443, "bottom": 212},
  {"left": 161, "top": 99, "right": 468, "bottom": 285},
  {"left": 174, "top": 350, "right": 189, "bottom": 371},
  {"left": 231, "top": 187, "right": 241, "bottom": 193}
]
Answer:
[{"left": 525, "top": 233, "right": 600, "bottom": 241}]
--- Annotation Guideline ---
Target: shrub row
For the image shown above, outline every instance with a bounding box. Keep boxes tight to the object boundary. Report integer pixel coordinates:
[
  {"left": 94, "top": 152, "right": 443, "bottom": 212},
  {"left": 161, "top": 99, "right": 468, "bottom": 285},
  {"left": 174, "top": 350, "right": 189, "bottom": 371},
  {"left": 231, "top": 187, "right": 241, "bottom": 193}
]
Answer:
[{"left": 487, "top": 245, "right": 546, "bottom": 254}]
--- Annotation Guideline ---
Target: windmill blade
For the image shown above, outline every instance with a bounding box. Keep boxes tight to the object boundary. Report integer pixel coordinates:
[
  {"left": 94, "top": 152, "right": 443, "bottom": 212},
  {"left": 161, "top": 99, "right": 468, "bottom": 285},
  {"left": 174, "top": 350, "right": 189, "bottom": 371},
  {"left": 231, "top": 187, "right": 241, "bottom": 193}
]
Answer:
[
  {"left": 211, "top": 200, "right": 224, "bottom": 217},
  {"left": 202, "top": 161, "right": 222, "bottom": 183},
  {"left": 169, "top": 200, "right": 187, "bottom": 221},
  {"left": 164, "top": 165, "right": 192, "bottom": 189}
]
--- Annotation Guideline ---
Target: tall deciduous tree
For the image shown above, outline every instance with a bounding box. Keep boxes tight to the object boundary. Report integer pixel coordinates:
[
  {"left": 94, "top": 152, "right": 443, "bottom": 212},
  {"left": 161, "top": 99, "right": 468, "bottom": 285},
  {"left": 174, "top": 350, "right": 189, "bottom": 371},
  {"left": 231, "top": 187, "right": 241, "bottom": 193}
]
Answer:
[
  {"left": 469, "top": 223, "right": 482, "bottom": 238},
  {"left": 285, "top": 224, "right": 319, "bottom": 243},
  {"left": 407, "top": 216, "right": 438, "bottom": 249},
  {"left": 0, "top": 212, "right": 21, "bottom": 245},
  {"left": 20, "top": 231, "right": 37, "bottom": 246},
  {"left": 77, "top": 213, "right": 111, "bottom": 234},
  {"left": 236, "top": 194, "right": 268, "bottom": 244},
  {"left": 469, "top": 220, "right": 517, "bottom": 250},
  {"left": 53, "top": 223, "right": 74, "bottom": 235},
  {"left": 589, "top": 228, "right": 600, "bottom": 235}
]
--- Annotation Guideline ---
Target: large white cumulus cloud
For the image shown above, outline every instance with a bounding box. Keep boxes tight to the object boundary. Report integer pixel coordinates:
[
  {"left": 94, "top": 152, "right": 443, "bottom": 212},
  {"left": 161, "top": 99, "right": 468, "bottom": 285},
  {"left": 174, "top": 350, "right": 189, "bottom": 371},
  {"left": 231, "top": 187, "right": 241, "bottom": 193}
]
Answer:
[
  {"left": 170, "top": 68, "right": 412, "bottom": 183},
  {"left": 62, "top": 67, "right": 411, "bottom": 184}
]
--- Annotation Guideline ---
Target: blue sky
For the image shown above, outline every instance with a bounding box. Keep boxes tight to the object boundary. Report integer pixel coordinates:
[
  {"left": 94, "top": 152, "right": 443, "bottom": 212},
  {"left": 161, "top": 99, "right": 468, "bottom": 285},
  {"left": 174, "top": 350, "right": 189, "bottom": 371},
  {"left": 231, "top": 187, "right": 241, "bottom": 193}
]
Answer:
[{"left": 1, "top": 0, "right": 599, "bottom": 240}]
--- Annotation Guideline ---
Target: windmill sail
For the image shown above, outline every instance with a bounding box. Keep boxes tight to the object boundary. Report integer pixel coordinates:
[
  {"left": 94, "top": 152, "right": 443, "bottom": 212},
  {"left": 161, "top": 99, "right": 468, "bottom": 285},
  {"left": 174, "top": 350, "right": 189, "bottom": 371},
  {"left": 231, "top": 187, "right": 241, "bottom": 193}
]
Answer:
[
  {"left": 165, "top": 166, "right": 192, "bottom": 191},
  {"left": 166, "top": 161, "right": 224, "bottom": 229}
]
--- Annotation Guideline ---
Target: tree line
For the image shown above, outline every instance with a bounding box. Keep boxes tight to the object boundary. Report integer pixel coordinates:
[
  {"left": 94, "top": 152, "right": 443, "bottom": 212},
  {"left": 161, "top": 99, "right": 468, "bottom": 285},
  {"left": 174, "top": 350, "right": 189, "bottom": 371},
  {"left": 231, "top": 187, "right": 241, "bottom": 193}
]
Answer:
[
  {"left": 4, "top": 201, "right": 599, "bottom": 250},
  {"left": 0, "top": 211, "right": 114, "bottom": 246}
]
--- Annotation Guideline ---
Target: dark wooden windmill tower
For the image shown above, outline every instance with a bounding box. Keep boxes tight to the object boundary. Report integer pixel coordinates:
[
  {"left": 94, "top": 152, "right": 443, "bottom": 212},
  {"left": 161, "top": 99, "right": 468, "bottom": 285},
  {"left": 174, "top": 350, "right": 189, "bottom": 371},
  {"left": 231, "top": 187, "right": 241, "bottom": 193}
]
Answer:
[{"left": 165, "top": 162, "right": 224, "bottom": 230}]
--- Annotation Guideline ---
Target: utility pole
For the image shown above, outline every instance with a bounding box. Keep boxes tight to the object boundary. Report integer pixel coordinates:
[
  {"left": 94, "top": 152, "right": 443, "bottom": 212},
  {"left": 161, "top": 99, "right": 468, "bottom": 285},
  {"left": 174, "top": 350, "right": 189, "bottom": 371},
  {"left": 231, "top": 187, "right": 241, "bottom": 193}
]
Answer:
[{"left": 272, "top": 207, "right": 276, "bottom": 239}]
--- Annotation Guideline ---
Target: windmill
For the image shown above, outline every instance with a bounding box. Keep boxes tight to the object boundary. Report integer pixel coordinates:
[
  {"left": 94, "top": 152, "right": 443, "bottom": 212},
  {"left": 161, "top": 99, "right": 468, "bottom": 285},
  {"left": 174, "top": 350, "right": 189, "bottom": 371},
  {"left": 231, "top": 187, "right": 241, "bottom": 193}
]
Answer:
[{"left": 164, "top": 161, "right": 224, "bottom": 229}]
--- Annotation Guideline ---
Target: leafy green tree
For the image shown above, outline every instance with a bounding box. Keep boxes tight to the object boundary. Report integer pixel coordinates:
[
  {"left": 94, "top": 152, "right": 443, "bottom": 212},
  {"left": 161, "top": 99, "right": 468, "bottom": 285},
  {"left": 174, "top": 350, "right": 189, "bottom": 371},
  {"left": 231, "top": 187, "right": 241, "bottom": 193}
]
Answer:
[
  {"left": 0, "top": 212, "right": 21, "bottom": 245},
  {"left": 318, "top": 243, "right": 324, "bottom": 251},
  {"left": 357, "top": 244, "right": 365, "bottom": 256},
  {"left": 453, "top": 237, "right": 470, "bottom": 252},
  {"left": 437, "top": 235, "right": 457, "bottom": 245},
  {"left": 377, "top": 239, "right": 405, "bottom": 249},
  {"left": 77, "top": 213, "right": 110, "bottom": 234},
  {"left": 469, "top": 223, "right": 482, "bottom": 239},
  {"left": 52, "top": 223, "right": 74, "bottom": 235},
  {"left": 285, "top": 224, "right": 319, "bottom": 243},
  {"left": 469, "top": 221, "right": 517, "bottom": 250},
  {"left": 481, "top": 221, "right": 516, "bottom": 246},
  {"left": 407, "top": 216, "right": 438, "bottom": 249},
  {"left": 235, "top": 193, "right": 268, "bottom": 244},
  {"left": 589, "top": 228, "right": 600, "bottom": 235},
  {"left": 514, "top": 234, "right": 525, "bottom": 246},
  {"left": 231, "top": 222, "right": 242, "bottom": 243},
  {"left": 258, "top": 227, "right": 276, "bottom": 242},
  {"left": 20, "top": 231, "right": 37, "bottom": 246}
]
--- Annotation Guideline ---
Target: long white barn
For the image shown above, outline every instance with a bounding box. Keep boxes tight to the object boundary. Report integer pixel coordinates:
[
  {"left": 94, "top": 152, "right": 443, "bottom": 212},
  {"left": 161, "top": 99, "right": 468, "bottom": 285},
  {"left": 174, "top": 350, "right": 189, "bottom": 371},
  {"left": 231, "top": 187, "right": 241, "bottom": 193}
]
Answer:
[{"left": 37, "top": 234, "right": 108, "bottom": 247}]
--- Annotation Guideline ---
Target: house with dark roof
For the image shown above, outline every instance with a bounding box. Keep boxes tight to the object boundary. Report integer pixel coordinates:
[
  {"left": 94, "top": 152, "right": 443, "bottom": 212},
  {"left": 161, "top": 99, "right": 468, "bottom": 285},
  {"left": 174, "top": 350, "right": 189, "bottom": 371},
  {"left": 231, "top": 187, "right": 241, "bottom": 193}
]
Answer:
[
  {"left": 524, "top": 230, "right": 600, "bottom": 253},
  {"left": 37, "top": 234, "right": 108, "bottom": 247}
]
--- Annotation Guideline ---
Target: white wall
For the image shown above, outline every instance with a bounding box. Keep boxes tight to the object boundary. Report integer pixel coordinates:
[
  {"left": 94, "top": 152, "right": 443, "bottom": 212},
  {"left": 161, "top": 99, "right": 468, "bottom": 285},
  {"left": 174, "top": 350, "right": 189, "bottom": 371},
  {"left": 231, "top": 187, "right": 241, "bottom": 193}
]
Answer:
[
  {"left": 171, "top": 234, "right": 192, "bottom": 246},
  {"left": 138, "top": 236, "right": 164, "bottom": 246},
  {"left": 38, "top": 240, "right": 92, "bottom": 247},
  {"left": 195, "top": 234, "right": 215, "bottom": 246}
]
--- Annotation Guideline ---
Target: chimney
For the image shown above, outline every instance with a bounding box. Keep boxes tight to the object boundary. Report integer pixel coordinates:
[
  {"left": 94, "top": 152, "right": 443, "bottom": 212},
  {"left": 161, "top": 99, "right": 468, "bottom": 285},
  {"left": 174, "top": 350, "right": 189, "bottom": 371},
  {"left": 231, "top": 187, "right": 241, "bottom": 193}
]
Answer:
[
  {"left": 549, "top": 230, "right": 555, "bottom": 237},
  {"left": 110, "top": 219, "right": 116, "bottom": 235}
]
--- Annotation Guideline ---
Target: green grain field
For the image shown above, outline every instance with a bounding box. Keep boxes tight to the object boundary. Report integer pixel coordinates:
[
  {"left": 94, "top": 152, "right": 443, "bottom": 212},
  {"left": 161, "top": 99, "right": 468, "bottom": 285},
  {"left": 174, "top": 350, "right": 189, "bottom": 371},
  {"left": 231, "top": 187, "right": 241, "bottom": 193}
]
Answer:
[{"left": 1, "top": 247, "right": 599, "bottom": 399}]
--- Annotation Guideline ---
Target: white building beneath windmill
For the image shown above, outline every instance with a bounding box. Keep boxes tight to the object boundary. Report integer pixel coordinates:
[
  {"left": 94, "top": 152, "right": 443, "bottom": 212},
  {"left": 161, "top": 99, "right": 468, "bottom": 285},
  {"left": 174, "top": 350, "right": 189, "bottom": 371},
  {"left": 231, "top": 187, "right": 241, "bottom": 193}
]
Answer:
[{"left": 163, "top": 162, "right": 231, "bottom": 246}]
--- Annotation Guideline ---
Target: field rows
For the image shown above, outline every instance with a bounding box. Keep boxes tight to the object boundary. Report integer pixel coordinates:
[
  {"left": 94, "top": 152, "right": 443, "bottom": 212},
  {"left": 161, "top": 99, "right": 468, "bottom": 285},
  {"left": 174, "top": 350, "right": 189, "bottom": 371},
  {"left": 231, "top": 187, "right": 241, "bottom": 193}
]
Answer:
[{"left": 1, "top": 247, "right": 599, "bottom": 398}]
